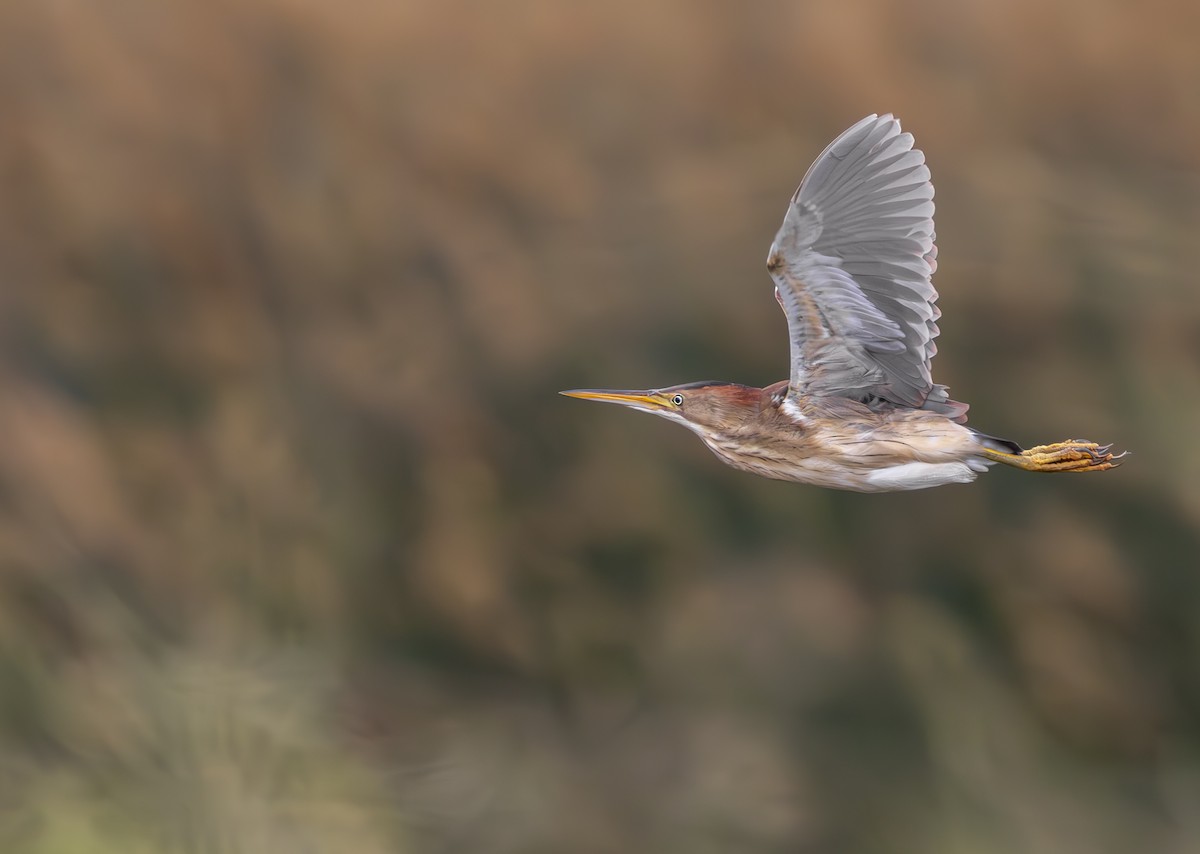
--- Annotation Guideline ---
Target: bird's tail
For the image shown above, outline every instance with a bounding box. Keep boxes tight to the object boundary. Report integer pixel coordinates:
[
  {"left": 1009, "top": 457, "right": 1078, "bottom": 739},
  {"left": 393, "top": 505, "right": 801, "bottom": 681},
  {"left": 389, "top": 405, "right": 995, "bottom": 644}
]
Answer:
[{"left": 970, "top": 430, "right": 1023, "bottom": 455}]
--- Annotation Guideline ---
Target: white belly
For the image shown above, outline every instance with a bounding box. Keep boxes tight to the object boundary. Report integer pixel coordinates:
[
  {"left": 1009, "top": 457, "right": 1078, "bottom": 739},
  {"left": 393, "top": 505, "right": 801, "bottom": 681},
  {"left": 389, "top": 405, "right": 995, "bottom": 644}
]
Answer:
[{"left": 863, "top": 461, "right": 982, "bottom": 492}]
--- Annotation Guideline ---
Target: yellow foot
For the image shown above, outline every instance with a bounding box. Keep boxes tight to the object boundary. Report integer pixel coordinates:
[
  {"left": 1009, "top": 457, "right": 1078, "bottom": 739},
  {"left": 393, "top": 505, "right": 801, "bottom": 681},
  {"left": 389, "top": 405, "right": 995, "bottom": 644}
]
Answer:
[{"left": 985, "top": 439, "right": 1126, "bottom": 473}]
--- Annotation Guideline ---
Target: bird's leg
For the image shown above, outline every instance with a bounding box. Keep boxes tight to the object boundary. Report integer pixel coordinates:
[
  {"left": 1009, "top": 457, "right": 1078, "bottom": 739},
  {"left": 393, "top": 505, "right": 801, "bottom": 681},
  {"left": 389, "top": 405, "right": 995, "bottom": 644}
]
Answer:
[{"left": 983, "top": 439, "right": 1124, "bottom": 473}]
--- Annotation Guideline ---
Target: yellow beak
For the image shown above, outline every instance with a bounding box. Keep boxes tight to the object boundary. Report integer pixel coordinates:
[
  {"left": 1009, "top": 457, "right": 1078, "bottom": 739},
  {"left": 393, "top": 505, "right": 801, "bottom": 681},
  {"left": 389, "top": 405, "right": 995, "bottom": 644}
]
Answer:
[{"left": 559, "top": 389, "right": 668, "bottom": 411}]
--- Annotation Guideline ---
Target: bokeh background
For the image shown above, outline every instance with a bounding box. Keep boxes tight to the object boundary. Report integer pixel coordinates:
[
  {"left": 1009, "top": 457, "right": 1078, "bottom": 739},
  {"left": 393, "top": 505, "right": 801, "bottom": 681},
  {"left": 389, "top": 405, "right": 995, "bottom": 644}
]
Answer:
[{"left": 1, "top": 1, "right": 1198, "bottom": 851}]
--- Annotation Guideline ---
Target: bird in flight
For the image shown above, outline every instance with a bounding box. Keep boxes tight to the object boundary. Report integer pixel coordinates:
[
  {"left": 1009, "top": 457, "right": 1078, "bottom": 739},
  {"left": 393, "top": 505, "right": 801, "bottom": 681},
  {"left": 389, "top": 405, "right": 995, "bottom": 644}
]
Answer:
[{"left": 562, "top": 114, "right": 1123, "bottom": 492}]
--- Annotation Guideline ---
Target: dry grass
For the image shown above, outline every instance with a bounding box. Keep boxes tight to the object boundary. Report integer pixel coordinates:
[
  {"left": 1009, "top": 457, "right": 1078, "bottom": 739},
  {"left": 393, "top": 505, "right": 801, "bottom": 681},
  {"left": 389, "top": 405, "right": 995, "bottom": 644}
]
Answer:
[{"left": 0, "top": 1, "right": 1198, "bottom": 851}]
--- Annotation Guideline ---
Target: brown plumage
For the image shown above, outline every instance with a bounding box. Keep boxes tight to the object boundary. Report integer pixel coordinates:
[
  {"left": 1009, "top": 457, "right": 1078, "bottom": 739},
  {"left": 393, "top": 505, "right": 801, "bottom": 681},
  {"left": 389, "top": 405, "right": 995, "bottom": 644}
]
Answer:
[{"left": 562, "top": 115, "right": 1123, "bottom": 492}]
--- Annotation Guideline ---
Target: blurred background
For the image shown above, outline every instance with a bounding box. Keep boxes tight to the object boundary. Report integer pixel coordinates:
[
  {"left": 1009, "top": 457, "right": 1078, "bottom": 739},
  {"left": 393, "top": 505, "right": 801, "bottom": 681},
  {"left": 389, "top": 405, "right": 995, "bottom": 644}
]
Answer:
[{"left": 0, "top": 1, "right": 1197, "bottom": 851}]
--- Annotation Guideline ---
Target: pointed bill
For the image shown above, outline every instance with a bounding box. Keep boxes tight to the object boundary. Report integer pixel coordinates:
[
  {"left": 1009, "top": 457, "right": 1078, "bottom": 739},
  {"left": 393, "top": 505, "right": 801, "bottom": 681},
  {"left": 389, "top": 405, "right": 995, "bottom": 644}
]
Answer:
[{"left": 559, "top": 389, "right": 669, "bottom": 412}]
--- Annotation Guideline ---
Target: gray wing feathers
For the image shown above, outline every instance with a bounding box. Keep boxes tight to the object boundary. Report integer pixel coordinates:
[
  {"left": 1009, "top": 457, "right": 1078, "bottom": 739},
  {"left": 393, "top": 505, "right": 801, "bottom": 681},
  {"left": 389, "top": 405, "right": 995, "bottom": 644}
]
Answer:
[{"left": 769, "top": 114, "right": 960, "bottom": 415}]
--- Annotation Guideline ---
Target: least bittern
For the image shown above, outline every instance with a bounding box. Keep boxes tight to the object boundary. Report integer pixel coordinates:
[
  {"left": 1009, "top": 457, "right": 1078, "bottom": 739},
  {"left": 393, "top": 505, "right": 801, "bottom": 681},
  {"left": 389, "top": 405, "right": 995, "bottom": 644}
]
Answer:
[{"left": 563, "top": 114, "right": 1123, "bottom": 492}]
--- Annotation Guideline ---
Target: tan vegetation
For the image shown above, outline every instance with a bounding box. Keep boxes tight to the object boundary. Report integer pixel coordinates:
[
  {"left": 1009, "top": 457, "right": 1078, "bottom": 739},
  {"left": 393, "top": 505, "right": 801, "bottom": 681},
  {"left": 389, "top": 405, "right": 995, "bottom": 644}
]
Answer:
[{"left": 0, "top": 0, "right": 1198, "bottom": 851}]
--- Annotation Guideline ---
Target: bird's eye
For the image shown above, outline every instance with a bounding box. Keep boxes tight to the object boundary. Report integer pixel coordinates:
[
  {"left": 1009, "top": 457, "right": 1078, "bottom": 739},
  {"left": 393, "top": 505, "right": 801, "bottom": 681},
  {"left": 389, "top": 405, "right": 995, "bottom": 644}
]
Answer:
[{"left": 671, "top": 394, "right": 684, "bottom": 406}]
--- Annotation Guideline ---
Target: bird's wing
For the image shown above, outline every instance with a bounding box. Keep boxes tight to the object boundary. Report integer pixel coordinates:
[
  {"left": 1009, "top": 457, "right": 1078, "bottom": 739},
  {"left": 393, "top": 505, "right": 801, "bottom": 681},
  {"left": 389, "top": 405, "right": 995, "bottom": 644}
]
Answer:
[{"left": 767, "top": 114, "right": 944, "bottom": 410}]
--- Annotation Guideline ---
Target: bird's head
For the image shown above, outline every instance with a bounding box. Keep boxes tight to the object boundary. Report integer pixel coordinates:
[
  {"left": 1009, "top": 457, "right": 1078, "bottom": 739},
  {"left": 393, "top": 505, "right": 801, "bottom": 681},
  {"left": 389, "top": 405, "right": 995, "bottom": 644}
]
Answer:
[{"left": 560, "top": 381, "right": 763, "bottom": 437}]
